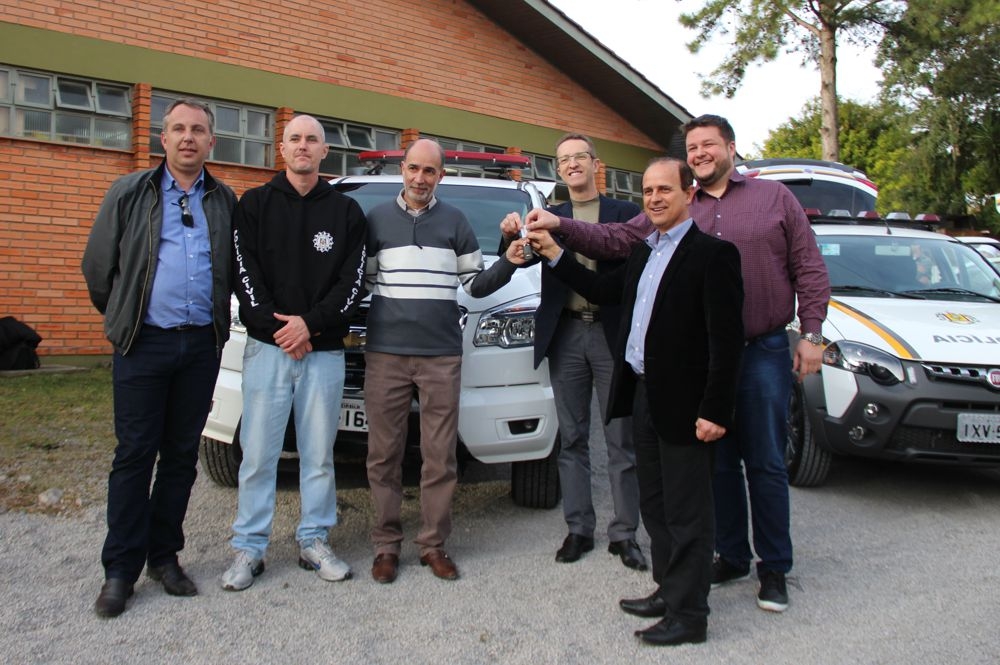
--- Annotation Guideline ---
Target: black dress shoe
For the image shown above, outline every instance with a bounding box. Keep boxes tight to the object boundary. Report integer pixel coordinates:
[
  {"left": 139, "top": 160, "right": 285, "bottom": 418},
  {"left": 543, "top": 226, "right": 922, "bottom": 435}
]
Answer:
[
  {"left": 555, "top": 534, "right": 594, "bottom": 563},
  {"left": 608, "top": 539, "right": 648, "bottom": 570},
  {"left": 94, "top": 578, "right": 134, "bottom": 618},
  {"left": 619, "top": 591, "right": 667, "bottom": 618},
  {"left": 635, "top": 617, "right": 707, "bottom": 646},
  {"left": 147, "top": 561, "right": 198, "bottom": 596}
]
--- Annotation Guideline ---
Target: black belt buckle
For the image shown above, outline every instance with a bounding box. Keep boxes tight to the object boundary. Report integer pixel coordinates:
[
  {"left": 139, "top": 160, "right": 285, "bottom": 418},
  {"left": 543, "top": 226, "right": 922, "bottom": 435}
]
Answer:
[{"left": 566, "top": 309, "right": 600, "bottom": 323}]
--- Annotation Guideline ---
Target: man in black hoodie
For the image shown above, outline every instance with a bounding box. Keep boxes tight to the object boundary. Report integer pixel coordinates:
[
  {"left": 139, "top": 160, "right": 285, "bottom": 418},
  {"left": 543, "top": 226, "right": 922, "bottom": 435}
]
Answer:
[{"left": 222, "top": 114, "right": 368, "bottom": 591}]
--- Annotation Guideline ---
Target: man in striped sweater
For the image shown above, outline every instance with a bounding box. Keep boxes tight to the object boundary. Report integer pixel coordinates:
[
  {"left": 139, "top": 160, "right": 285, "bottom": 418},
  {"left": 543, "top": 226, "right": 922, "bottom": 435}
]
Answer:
[{"left": 364, "top": 138, "right": 528, "bottom": 584}]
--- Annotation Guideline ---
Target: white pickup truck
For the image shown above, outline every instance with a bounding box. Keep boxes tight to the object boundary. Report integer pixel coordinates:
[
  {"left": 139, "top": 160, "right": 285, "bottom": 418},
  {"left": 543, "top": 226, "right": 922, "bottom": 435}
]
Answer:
[
  {"left": 200, "top": 165, "right": 561, "bottom": 508},
  {"left": 787, "top": 221, "right": 1000, "bottom": 486}
]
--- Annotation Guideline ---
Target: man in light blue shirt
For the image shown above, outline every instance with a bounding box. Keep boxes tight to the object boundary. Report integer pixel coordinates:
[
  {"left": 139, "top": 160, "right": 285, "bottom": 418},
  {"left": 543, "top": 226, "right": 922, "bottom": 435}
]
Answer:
[
  {"left": 528, "top": 157, "right": 744, "bottom": 646},
  {"left": 144, "top": 172, "right": 214, "bottom": 329},
  {"left": 83, "top": 99, "right": 237, "bottom": 618}
]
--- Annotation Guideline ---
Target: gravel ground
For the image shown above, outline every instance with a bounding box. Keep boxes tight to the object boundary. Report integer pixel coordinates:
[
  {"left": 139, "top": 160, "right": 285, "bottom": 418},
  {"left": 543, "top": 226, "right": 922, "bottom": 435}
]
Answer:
[{"left": 3, "top": 435, "right": 1000, "bottom": 664}]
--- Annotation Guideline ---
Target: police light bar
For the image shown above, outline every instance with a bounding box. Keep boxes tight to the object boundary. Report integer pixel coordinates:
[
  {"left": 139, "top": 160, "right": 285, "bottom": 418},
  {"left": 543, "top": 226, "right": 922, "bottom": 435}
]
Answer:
[{"left": 357, "top": 150, "right": 531, "bottom": 168}]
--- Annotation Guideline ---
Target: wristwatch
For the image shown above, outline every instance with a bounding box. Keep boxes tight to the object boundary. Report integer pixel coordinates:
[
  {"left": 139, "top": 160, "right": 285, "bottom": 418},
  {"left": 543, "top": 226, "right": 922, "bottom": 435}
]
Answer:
[{"left": 801, "top": 332, "right": 824, "bottom": 346}]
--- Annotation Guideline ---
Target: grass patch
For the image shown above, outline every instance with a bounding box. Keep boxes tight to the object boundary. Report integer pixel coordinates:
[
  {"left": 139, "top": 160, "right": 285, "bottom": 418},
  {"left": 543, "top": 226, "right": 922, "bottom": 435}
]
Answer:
[{"left": 0, "top": 367, "right": 114, "bottom": 514}]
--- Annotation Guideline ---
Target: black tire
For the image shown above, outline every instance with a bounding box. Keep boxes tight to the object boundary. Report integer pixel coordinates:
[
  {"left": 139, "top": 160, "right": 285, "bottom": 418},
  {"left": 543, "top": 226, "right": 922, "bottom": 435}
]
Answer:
[
  {"left": 510, "top": 435, "right": 561, "bottom": 509},
  {"left": 199, "top": 434, "right": 242, "bottom": 487},
  {"left": 786, "top": 380, "right": 832, "bottom": 487}
]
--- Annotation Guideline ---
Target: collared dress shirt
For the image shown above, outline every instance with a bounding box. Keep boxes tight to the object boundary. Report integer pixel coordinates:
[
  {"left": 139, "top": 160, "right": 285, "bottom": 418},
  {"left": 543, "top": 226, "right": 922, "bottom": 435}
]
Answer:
[
  {"left": 144, "top": 169, "right": 213, "bottom": 328},
  {"left": 624, "top": 219, "right": 691, "bottom": 376}
]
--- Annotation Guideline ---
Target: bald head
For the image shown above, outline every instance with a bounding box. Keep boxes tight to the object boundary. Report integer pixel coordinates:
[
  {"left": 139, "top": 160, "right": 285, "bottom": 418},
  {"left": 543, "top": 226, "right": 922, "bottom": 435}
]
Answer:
[{"left": 280, "top": 115, "right": 328, "bottom": 178}]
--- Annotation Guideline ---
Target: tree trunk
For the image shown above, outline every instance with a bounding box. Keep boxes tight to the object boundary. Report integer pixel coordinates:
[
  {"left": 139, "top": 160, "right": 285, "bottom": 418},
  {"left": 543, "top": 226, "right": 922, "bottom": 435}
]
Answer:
[{"left": 818, "top": 18, "right": 840, "bottom": 162}]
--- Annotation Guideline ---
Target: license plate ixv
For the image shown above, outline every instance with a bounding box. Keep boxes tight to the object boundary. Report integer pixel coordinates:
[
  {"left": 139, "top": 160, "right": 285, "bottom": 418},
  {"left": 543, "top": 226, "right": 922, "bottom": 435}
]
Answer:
[
  {"left": 340, "top": 397, "right": 368, "bottom": 432},
  {"left": 957, "top": 413, "right": 1000, "bottom": 444}
]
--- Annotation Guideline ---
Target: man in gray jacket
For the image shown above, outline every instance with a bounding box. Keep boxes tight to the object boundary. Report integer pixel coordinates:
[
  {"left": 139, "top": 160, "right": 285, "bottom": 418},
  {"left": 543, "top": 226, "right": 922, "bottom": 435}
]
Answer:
[{"left": 82, "top": 98, "right": 237, "bottom": 618}]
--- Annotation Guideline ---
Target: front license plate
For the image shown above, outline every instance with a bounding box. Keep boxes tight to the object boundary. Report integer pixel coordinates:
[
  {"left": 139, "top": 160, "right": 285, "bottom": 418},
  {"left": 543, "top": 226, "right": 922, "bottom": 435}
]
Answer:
[
  {"left": 956, "top": 413, "right": 1000, "bottom": 444},
  {"left": 340, "top": 397, "right": 368, "bottom": 433}
]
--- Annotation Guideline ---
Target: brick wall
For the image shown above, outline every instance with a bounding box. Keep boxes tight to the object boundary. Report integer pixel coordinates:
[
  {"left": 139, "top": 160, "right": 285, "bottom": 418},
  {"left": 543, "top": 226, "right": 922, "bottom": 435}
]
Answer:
[
  {"left": 0, "top": 135, "right": 276, "bottom": 356},
  {"left": 0, "top": 140, "right": 131, "bottom": 355},
  {"left": 2, "top": 0, "right": 657, "bottom": 148}
]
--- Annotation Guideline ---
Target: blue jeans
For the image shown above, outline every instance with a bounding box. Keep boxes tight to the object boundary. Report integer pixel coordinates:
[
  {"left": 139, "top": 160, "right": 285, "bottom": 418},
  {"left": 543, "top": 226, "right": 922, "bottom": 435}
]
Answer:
[
  {"left": 231, "top": 339, "right": 345, "bottom": 559},
  {"left": 713, "top": 329, "right": 793, "bottom": 574},
  {"left": 103, "top": 325, "right": 220, "bottom": 582}
]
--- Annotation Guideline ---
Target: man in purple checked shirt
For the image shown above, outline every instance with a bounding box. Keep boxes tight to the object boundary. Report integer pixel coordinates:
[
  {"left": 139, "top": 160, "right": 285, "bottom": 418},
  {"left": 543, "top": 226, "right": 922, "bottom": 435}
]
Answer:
[{"left": 510, "top": 114, "right": 830, "bottom": 614}]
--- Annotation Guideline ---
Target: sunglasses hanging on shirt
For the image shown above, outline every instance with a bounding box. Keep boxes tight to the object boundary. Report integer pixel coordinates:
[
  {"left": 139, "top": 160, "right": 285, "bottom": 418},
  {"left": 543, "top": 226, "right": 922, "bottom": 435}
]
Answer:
[{"left": 176, "top": 194, "right": 194, "bottom": 228}]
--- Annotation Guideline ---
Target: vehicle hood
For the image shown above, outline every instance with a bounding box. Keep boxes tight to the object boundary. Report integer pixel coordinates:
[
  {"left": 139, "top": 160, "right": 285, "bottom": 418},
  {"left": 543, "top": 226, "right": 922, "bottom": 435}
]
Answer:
[{"left": 825, "top": 296, "right": 1000, "bottom": 363}]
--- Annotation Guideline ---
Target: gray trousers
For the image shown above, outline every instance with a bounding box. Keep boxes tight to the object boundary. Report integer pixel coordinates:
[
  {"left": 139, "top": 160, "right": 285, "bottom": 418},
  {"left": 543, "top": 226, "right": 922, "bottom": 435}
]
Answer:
[{"left": 548, "top": 316, "right": 640, "bottom": 542}]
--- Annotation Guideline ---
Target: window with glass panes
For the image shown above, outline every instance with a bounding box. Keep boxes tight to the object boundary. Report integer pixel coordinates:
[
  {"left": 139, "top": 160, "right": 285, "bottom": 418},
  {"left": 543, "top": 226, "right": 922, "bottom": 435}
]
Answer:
[
  {"left": 525, "top": 153, "right": 557, "bottom": 183},
  {"left": 607, "top": 167, "right": 643, "bottom": 205},
  {"left": 150, "top": 93, "right": 272, "bottom": 167},
  {"left": 0, "top": 66, "right": 131, "bottom": 148},
  {"left": 317, "top": 118, "right": 398, "bottom": 176}
]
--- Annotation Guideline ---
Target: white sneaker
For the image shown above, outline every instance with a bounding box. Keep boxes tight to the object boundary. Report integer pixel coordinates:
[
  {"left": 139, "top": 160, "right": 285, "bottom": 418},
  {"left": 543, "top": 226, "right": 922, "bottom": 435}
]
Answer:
[
  {"left": 221, "top": 551, "right": 264, "bottom": 591},
  {"left": 298, "top": 538, "right": 351, "bottom": 582}
]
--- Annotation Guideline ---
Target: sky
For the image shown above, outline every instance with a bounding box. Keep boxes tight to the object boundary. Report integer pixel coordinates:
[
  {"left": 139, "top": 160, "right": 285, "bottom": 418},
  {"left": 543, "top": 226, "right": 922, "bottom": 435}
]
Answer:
[{"left": 548, "top": 0, "right": 883, "bottom": 155}]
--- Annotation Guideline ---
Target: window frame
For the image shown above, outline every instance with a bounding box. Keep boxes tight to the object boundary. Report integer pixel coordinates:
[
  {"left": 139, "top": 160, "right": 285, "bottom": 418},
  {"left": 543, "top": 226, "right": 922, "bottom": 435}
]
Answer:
[
  {"left": 607, "top": 166, "right": 643, "bottom": 205},
  {"left": 315, "top": 116, "right": 400, "bottom": 177},
  {"left": 0, "top": 66, "right": 132, "bottom": 149}
]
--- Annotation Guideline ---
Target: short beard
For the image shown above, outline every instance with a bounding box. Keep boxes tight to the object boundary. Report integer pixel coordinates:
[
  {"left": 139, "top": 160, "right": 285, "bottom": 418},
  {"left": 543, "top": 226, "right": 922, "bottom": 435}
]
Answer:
[{"left": 694, "top": 158, "right": 731, "bottom": 189}]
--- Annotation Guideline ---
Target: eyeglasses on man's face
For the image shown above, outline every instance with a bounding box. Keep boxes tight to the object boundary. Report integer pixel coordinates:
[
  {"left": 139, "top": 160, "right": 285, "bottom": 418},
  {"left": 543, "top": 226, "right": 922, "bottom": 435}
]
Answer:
[
  {"left": 556, "top": 152, "right": 594, "bottom": 166},
  {"left": 177, "top": 194, "right": 194, "bottom": 227}
]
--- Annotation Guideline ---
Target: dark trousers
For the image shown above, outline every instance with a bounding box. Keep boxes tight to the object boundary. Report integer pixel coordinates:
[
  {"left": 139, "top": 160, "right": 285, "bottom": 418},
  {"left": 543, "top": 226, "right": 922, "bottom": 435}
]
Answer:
[
  {"left": 632, "top": 380, "right": 715, "bottom": 623},
  {"left": 102, "top": 325, "right": 220, "bottom": 582}
]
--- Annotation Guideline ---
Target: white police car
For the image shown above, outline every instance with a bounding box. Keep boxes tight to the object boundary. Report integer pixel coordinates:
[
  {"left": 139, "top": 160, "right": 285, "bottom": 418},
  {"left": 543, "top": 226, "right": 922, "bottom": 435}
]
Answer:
[
  {"left": 200, "top": 152, "right": 562, "bottom": 508},
  {"left": 787, "top": 221, "right": 1000, "bottom": 486}
]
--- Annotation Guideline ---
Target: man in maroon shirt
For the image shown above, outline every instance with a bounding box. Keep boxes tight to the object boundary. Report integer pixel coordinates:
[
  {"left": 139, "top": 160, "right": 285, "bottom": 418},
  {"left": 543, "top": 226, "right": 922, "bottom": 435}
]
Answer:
[{"left": 515, "top": 115, "right": 830, "bottom": 613}]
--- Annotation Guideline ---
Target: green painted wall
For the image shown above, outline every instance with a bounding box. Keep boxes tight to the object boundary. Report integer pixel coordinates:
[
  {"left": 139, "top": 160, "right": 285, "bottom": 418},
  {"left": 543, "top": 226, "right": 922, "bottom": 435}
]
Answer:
[{"left": 0, "top": 21, "right": 659, "bottom": 170}]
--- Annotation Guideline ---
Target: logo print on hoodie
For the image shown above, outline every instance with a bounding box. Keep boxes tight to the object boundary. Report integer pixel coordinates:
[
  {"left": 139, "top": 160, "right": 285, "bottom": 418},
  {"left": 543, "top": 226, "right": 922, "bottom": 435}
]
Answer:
[{"left": 313, "top": 231, "right": 334, "bottom": 253}]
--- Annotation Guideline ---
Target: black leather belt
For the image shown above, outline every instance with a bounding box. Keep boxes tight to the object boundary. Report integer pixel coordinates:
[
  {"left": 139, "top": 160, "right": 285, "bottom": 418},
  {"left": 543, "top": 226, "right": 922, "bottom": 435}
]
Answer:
[
  {"left": 563, "top": 309, "right": 600, "bottom": 323},
  {"left": 149, "top": 324, "right": 211, "bottom": 332}
]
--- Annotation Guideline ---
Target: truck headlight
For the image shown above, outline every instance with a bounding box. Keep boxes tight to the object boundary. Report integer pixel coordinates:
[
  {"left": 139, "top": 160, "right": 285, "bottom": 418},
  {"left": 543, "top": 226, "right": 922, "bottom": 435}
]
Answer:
[
  {"left": 473, "top": 294, "right": 539, "bottom": 348},
  {"left": 823, "top": 341, "right": 904, "bottom": 386}
]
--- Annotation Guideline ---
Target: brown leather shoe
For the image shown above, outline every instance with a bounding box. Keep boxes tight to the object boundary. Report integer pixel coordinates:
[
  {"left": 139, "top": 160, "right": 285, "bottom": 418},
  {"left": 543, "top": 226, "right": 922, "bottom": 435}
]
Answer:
[
  {"left": 419, "top": 550, "right": 459, "bottom": 580},
  {"left": 371, "top": 553, "right": 399, "bottom": 584}
]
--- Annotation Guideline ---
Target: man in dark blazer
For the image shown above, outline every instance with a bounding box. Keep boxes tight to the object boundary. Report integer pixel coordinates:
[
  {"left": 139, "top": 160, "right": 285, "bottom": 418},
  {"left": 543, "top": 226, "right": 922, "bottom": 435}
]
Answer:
[
  {"left": 528, "top": 157, "right": 744, "bottom": 646},
  {"left": 500, "top": 134, "right": 645, "bottom": 570}
]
